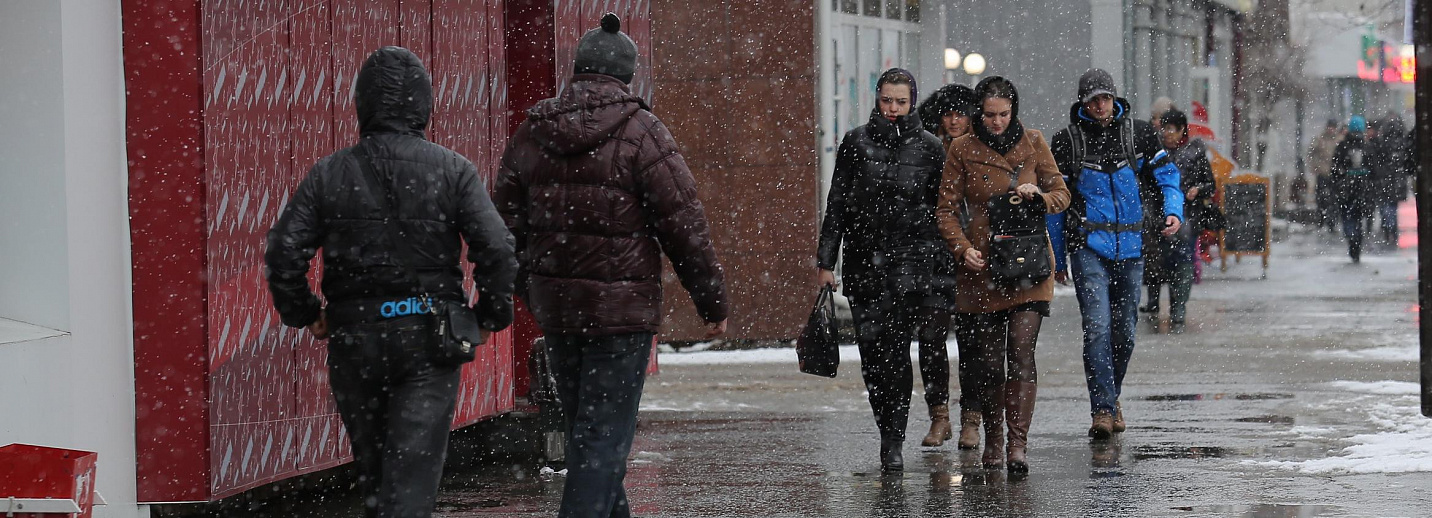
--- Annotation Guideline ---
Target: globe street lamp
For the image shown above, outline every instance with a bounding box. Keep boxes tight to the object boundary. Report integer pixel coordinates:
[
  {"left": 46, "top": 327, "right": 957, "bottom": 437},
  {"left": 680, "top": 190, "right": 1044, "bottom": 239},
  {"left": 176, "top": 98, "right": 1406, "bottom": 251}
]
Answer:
[
  {"left": 963, "top": 53, "right": 987, "bottom": 85},
  {"left": 944, "top": 48, "right": 961, "bottom": 84}
]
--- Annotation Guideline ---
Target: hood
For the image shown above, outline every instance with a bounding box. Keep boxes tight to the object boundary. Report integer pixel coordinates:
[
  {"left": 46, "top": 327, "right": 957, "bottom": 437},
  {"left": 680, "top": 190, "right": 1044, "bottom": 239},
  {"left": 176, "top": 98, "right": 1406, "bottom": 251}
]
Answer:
[
  {"left": 355, "top": 46, "right": 432, "bottom": 138},
  {"left": 1069, "top": 97, "right": 1131, "bottom": 128},
  {"left": 527, "top": 74, "right": 649, "bottom": 155}
]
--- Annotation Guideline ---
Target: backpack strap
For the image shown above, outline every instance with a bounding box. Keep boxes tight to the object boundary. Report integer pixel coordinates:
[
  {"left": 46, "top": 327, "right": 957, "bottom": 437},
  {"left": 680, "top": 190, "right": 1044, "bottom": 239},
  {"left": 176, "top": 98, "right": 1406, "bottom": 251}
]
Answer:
[
  {"left": 1066, "top": 123, "right": 1086, "bottom": 180},
  {"left": 1120, "top": 117, "right": 1137, "bottom": 167}
]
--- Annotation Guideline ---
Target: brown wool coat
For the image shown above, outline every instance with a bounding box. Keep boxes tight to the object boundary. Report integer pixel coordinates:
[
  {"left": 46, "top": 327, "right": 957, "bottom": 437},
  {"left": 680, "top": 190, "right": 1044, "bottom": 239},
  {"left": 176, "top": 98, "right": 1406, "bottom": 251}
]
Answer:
[{"left": 936, "top": 129, "right": 1070, "bottom": 314}]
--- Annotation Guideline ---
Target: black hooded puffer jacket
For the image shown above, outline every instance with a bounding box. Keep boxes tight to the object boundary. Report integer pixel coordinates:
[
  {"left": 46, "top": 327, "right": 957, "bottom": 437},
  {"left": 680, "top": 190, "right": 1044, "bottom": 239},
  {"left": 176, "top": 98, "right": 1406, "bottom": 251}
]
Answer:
[
  {"left": 265, "top": 46, "right": 519, "bottom": 331},
  {"left": 818, "top": 105, "right": 950, "bottom": 301}
]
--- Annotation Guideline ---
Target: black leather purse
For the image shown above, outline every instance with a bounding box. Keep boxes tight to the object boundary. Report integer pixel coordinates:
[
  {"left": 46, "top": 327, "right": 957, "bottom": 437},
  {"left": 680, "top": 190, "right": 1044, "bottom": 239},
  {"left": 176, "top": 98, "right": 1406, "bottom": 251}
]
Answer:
[
  {"left": 985, "top": 162, "right": 1052, "bottom": 286},
  {"left": 352, "top": 142, "right": 484, "bottom": 364}
]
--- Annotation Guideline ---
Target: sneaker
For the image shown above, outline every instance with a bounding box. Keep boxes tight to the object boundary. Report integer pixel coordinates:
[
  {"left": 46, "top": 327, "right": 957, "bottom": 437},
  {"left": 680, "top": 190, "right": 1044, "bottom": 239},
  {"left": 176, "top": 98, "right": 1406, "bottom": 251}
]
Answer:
[{"left": 1170, "top": 322, "right": 1186, "bottom": 335}]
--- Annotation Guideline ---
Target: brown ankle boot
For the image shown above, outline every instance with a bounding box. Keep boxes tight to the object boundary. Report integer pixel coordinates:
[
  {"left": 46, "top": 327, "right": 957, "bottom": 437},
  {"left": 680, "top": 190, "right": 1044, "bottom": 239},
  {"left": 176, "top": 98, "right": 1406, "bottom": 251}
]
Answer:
[
  {"left": 1089, "top": 412, "right": 1114, "bottom": 440},
  {"left": 921, "top": 404, "right": 953, "bottom": 447},
  {"left": 1004, "top": 381, "right": 1037, "bottom": 474},
  {"left": 1112, "top": 401, "right": 1126, "bottom": 433},
  {"left": 980, "top": 391, "right": 1006, "bottom": 468},
  {"left": 957, "top": 410, "right": 981, "bottom": 450}
]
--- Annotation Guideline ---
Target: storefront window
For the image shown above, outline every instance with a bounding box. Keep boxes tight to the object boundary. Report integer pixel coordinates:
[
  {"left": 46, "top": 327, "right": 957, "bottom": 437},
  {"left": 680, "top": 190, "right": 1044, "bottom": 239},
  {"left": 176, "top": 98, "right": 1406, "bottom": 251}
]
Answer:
[
  {"left": 837, "top": 0, "right": 858, "bottom": 14},
  {"left": 863, "top": 0, "right": 880, "bottom": 17},
  {"left": 905, "top": 0, "right": 920, "bottom": 23},
  {"left": 885, "top": 0, "right": 901, "bottom": 19}
]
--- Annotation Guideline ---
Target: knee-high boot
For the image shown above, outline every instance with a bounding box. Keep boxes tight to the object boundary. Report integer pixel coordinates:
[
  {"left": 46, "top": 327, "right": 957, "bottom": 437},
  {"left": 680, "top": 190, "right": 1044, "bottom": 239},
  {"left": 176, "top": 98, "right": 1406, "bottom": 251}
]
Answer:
[{"left": 1004, "top": 380, "right": 1037, "bottom": 474}]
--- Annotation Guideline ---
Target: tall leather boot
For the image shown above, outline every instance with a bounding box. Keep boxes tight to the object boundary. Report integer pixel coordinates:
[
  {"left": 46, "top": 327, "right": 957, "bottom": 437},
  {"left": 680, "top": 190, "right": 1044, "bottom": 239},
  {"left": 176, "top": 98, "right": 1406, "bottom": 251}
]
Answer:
[
  {"left": 957, "top": 410, "right": 981, "bottom": 450},
  {"left": 1004, "top": 381, "right": 1037, "bottom": 474},
  {"left": 980, "top": 384, "right": 1005, "bottom": 469},
  {"left": 921, "top": 404, "right": 953, "bottom": 447}
]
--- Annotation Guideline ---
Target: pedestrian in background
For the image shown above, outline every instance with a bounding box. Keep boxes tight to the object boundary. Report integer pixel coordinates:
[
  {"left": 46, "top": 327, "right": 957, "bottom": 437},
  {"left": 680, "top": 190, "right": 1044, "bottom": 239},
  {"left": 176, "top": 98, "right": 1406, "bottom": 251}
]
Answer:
[
  {"left": 817, "top": 68, "right": 948, "bottom": 471},
  {"left": 1048, "top": 69, "right": 1183, "bottom": 440},
  {"left": 914, "top": 83, "right": 982, "bottom": 449},
  {"left": 1157, "top": 109, "right": 1215, "bottom": 335},
  {"left": 494, "top": 14, "right": 729, "bottom": 518},
  {"left": 1368, "top": 116, "right": 1410, "bottom": 248},
  {"left": 1138, "top": 98, "right": 1182, "bottom": 324},
  {"left": 1309, "top": 119, "right": 1344, "bottom": 233},
  {"left": 936, "top": 76, "right": 1070, "bottom": 473},
  {"left": 265, "top": 46, "right": 519, "bottom": 518},
  {"left": 1331, "top": 115, "right": 1372, "bottom": 264}
]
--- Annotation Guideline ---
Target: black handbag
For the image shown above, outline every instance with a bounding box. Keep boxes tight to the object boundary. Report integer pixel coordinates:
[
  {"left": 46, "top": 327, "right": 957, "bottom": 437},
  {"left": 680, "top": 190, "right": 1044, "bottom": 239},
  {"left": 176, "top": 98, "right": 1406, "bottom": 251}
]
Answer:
[
  {"left": 796, "top": 285, "right": 840, "bottom": 378},
  {"left": 985, "top": 162, "right": 1053, "bottom": 285},
  {"left": 352, "top": 142, "right": 484, "bottom": 364}
]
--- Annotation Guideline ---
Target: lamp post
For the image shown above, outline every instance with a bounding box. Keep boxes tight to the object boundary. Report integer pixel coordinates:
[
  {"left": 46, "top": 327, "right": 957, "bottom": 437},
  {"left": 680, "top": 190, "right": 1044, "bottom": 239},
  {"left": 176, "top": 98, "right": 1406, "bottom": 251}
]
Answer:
[
  {"left": 963, "top": 53, "right": 987, "bottom": 87},
  {"left": 944, "top": 48, "right": 961, "bottom": 85}
]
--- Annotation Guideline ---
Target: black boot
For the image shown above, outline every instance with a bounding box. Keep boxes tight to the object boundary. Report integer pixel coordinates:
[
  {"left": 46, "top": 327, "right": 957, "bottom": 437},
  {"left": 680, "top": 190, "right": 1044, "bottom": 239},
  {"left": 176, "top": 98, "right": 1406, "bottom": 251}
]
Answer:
[{"left": 880, "top": 438, "right": 904, "bottom": 472}]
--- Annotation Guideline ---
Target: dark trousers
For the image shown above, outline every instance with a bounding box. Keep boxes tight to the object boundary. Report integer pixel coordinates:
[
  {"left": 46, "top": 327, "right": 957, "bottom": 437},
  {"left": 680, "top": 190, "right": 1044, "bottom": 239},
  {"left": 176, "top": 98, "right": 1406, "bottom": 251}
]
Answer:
[
  {"left": 1378, "top": 201, "right": 1400, "bottom": 244},
  {"left": 850, "top": 295, "right": 931, "bottom": 441},
  {"left": 327, "top": 316, "right": 462, "bottom": 518},
  {"left": 546, "top": 333, "right": 654, "bottom": 518},
  {"left": 916, "top": 309, "right": 953, "bottom": 409},
  {"left": 953, "top": 321, "right": 980, "bottom": 414},
  {"left": 1343, "top": 203, "right": 1367, "bottom": 261}
]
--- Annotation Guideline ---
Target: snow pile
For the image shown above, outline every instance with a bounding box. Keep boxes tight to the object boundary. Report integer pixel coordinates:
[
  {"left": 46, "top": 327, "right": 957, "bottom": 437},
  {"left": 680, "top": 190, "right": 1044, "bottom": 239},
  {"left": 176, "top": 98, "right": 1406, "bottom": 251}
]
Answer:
[
  {"left": 1258, "top": 381, "right": 1432, "bottom": 475},
  {"left": 1315, "top": 345, "right": 1418, "bottom": 362},
  {"left": 656, "top": 344, "right": 859, "bottom": 365},
  {"left": 1327, "top": 380, "right": 1420, "bottom": 396},
  {"left": 657, "top": 341, "right": 947, "bottom": 366}
]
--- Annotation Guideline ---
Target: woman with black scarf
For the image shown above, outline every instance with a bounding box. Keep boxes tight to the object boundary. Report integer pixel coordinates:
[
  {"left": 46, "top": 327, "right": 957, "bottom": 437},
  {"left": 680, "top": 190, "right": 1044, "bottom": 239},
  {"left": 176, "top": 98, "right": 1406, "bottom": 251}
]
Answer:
[
  {"left": 935, "top": 77, "right": 1070, "bottom": 473},
  {"left": 817, "top": 68, "right": 950, "bottom": 471}
]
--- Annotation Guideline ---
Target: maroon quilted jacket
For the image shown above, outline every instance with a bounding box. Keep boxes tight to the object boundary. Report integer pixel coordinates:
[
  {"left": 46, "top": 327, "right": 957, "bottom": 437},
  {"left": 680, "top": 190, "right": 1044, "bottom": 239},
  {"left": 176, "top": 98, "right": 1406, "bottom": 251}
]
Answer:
[{"left": 495, "top": 74, "right": 728, "bottom": 335}]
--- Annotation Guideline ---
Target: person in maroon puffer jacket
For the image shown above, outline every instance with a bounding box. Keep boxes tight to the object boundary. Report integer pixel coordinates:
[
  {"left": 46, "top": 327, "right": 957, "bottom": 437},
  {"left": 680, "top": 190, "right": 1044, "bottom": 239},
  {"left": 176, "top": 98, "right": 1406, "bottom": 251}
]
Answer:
[{"left": 494, "top": 13, "right": 728, "bottom": 518}]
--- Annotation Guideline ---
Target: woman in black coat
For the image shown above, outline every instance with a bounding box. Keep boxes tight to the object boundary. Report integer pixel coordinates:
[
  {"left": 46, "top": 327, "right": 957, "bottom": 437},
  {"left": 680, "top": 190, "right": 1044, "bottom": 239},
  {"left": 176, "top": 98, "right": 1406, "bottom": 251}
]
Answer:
[
  {"left": 914, "top": 84, "right": 983, "bottom": 450},
  {"left": 817, "top": 68, "right": 951, "bottom": 471}
]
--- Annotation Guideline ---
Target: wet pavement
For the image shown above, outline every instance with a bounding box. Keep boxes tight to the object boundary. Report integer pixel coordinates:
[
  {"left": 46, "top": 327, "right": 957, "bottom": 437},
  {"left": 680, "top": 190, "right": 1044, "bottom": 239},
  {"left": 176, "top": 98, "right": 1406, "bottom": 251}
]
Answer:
[{"left": 213, "top": 222, "right": 1432, "bottom": 517}]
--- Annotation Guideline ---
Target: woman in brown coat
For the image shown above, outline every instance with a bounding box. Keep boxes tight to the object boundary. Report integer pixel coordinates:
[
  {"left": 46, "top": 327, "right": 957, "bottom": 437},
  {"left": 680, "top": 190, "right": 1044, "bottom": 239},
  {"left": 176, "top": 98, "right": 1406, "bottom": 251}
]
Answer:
[{"left": 935, "top": 76, "right": 1069, "bottom": 473}]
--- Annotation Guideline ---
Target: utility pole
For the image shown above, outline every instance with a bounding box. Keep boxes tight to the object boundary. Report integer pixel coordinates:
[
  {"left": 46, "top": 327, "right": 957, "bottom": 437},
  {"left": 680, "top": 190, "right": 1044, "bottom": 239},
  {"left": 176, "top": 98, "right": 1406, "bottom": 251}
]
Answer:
[{"left": 1416, "top": 0, "right": 1431, "bottom": 417}]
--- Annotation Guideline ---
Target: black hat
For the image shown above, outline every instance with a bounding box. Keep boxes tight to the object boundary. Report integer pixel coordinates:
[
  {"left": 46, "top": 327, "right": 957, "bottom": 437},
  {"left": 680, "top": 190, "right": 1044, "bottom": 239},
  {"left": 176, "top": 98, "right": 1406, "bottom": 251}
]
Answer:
[
  {"left": 917, "top": 84, "right": 980, "bottom": 133},
  {"left": 1078, "top": 68, "right": 1117, "bottom": 103},
  {"left": 1160, "top": 109, "right": 1188, "bottom": 129},
  {"left": 574, "top": 13, "right": 638, "bottom": 84}
]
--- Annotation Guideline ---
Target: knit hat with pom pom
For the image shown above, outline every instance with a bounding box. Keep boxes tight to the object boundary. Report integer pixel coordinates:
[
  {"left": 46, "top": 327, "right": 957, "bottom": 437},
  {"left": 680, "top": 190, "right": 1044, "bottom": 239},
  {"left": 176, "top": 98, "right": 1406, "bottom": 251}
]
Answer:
[{"left": 574, "top": 13, "right": 638, "bottom": 84}]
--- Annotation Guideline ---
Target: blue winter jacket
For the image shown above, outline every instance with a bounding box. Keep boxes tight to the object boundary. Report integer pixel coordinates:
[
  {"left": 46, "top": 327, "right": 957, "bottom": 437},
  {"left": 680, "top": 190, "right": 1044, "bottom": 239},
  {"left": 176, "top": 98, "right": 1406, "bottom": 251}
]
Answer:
[{"left": 1047, "top": 99, "right": 1183, "bottom": 271}]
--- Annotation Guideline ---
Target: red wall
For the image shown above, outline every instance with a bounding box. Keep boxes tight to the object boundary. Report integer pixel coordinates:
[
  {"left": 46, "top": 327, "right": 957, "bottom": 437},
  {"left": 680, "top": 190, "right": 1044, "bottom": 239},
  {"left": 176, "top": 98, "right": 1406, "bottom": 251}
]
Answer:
[
  {"left": 124, "top": 0, "right": 602, "bottom": 502},
  {"left": 127, "top": 0, "right": 653, "bottom": 502}
]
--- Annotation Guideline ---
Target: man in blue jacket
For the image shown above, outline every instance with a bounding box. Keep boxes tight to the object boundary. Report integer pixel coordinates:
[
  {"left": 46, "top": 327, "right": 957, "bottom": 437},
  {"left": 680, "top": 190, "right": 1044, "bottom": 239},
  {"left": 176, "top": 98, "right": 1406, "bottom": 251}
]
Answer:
[{"left": 1048, "top": 69, "right": 1183, "bottom": 439}]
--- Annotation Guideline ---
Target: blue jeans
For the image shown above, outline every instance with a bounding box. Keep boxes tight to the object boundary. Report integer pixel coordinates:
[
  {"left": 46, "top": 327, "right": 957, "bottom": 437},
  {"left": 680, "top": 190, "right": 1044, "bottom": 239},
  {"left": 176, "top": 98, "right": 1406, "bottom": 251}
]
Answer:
[
  {"left": 1070, "top": 248, "right": 1143, "bottom": 416},
  {"left": 546, "top": 333, "right": 654, "bottom": 518}
]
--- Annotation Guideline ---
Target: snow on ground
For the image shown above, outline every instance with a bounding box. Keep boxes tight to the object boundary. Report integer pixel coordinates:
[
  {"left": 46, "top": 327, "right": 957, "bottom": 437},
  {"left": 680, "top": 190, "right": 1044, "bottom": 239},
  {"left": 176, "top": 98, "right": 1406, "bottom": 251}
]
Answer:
[
  {"left": 656, "top": 341, "right": 951, "bottom": 366},
  {"left": 1327, "top": 380, "right": 1421, "bottom": 395},
  {"left": 1314, "top": 345, "right": 1419, "bottom": 362},
  {"left": 1256, "top": 381, "right": 1432, "bottom": 475}
]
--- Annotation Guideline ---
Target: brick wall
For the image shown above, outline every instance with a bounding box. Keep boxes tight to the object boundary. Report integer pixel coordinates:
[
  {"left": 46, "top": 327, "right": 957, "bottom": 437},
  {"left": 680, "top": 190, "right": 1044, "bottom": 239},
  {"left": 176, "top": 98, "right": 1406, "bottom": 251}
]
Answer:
[{"left": 651, "top": 0, "right": 820, "bottom": 341}]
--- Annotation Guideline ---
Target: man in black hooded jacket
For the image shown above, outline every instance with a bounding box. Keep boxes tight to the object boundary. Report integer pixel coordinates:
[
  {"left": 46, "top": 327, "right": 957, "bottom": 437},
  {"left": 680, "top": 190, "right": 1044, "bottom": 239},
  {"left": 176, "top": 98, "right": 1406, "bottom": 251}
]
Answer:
[{"left": 265, "top": 46, "right": 518, "bottom": 518}]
